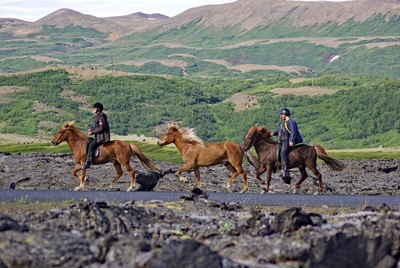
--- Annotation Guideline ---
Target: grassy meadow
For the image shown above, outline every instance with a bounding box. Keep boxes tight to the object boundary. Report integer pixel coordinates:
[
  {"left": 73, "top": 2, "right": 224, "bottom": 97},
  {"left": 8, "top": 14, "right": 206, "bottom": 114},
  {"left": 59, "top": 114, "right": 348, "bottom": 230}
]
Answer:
[{"left": 0, "top": 141, "right": 399, "bottom": 162}]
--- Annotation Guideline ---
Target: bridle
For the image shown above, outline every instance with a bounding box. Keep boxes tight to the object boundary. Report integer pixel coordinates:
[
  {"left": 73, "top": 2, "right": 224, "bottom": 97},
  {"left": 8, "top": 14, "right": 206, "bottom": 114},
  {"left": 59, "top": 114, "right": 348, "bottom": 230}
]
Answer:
[
  {"left": 54, "top": 129, "right": 80, "bottom": 143},
  {"left": 245, "top": 132, "right": 272, "bottom": 148}
]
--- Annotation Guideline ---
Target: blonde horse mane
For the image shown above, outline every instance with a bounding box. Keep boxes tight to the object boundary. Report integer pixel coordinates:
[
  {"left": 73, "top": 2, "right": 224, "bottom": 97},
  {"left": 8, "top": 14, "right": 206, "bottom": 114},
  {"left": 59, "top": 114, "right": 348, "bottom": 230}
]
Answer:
[
  {"left": 171, "top": 125, "right": 206, "bottom": 147},
  {"left": 62, "top": 121, "right": 87, "bottom": 138}
]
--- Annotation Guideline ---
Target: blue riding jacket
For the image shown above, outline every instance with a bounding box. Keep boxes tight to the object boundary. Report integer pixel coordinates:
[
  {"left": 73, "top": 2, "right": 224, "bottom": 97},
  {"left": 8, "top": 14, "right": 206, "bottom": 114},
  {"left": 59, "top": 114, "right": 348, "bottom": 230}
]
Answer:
[{"left": 273, "top": 117, "right": 303, "bottom": 145}]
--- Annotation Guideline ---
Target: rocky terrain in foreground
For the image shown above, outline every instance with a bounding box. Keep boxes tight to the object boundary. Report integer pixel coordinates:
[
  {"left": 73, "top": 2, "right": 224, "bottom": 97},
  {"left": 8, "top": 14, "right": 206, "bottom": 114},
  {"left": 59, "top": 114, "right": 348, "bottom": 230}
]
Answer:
[{"left": 0, "top": 152, "right": 399, "bottom": 267}]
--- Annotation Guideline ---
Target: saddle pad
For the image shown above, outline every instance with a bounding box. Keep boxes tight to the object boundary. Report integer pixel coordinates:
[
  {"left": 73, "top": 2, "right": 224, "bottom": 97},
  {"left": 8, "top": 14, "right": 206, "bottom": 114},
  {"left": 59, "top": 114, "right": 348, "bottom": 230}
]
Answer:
[{"left": 93, "top": 148, "right": 99, "bottom": 157}]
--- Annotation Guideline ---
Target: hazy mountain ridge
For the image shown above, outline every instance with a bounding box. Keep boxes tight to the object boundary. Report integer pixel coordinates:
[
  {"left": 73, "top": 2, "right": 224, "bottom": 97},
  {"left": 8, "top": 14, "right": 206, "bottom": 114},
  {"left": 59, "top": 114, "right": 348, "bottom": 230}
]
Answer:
[
  {"left": 154, "top": 0, "right": 400, "bottom": 34},
  {"left": 0, "top": 0, "right": 399, "bottom": 77},
  {"left": 10, "top": 9, "right": 136, "bottom": 40},
  {"left": 1, "top": 0, "right": 399, "bottom": 39}
]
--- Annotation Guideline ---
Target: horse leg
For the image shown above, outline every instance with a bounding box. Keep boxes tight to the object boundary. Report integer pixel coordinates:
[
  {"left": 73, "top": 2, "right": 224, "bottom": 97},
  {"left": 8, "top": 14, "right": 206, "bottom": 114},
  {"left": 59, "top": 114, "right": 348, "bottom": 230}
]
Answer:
[
  {"left": 122, "top": 163, "right": 136, "bottom": 192},
  {"left": 72, "top": 165, "right": 86, "bottom": 191},
  {"left": 225, "top": 163, "right": 239, "bottom": 188},
  {"left": 308, "top": 165, "right": 323, "bottom": 193},
  {"left": 109, "top": 162, "right": 124, "bottom": 190},
  {"left": 262, "top": 167, "right": 274, "bottom": 194},
  {"left": 194, "top": 168, "right": 201, "bottom": 188},
  {"left": 255, "top": 166, "right": 267, "bottom": 184},
  {"left": 238, "top": 167, "right": 248, "bottom": 193},
  {"left": 294, "top": 166, "right": 309, "bottom": 194},
  {"left": 265, "top": 167, "right": 272, "bottom": 193},
  {"left": 226, "top": 163, "right": 248, "bottom": 193},
  {"left": 177, "top": 164, "right": 193, "bottom": 183}
]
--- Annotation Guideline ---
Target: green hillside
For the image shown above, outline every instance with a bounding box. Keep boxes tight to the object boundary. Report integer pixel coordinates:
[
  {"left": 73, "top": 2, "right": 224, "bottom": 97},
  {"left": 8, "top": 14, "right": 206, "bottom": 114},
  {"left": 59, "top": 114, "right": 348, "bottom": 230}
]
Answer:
[{"left": 0, "top": 69, "right": 399, "bottom": 149}]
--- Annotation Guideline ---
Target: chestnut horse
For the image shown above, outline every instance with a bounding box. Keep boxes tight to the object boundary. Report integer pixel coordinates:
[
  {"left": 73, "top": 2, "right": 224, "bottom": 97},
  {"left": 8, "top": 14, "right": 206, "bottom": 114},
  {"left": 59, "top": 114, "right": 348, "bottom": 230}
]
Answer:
[
  {"left": 51, "top": 121, "right": 159, "bottom": 191},
  {"left": 157, "top": 125, "right": 259, "bottom": 193},
  {"left": 241, "top": 124, "right": 346, "bottom": 194}
]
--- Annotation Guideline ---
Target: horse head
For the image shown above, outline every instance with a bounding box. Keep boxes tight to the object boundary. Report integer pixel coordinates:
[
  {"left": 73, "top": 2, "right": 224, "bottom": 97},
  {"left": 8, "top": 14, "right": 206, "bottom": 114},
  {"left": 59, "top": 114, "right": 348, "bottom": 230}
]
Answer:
[
  {"left": 157, "top": 125, "right": 179, "bottom": 147},
  {"left": 241, "top": 124, "right": 258, "bottom": 151},
  {"left": 241, "top": 125, "right": 275, "bottom": 151},
  {"left": 51, "top": 121, "right": 79, "bottom": 146}
]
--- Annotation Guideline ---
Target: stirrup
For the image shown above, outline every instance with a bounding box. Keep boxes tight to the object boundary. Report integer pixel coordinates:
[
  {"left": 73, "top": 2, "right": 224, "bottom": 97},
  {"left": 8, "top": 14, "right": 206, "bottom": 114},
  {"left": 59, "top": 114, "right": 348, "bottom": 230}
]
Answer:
[
  {"left": 81, "top": 162, "right": 91, "bottom": 170},
  {"left": 280, "top": 170, "right": 291, "bottom": 185}
]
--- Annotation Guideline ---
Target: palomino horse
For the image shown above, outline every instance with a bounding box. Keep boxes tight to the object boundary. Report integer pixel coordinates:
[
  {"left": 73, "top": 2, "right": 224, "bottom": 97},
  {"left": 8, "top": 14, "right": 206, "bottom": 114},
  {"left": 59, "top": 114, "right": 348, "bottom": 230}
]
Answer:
[
  {"left": 241, "top": 124, "right": 346, "bottom": 194},
  {"left": 51, "top": 121, "right": 159, "bottom": 191},
  {"left": 157, "top": 125, "right": 259, "bottom": 193}
]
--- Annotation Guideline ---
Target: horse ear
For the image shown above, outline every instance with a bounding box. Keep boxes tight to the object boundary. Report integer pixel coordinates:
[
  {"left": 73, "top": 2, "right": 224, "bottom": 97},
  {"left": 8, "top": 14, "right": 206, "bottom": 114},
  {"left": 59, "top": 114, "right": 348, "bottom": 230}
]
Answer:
[{"left": 168, "top": 124, "right": 178, "bottom": 130}]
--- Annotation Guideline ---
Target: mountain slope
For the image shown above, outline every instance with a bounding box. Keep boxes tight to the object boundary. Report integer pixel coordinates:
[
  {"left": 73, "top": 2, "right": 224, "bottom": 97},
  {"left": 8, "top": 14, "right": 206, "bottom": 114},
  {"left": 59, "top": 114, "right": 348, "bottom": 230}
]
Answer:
[
  {"left": 0, "top": 1, "right": 399, "bottom": 77},
  {"left": 11, "top": 9, "right": 133, "bottom": 40},
  {"left": 103, "top": 12, "right": 168, "bottom": 29},
  {"left": 162, "top": 0, "right": 400, "bottom": 32}
]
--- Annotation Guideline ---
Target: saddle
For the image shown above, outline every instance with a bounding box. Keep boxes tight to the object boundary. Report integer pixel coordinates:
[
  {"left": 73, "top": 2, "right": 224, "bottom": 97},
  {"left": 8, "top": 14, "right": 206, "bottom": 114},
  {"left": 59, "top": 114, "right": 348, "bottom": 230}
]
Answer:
[
  {"left": 85, "top": 137, "right": 100, "bottom": 158},
  {"left": 275, "top": 143, "right": 303, "bottom": 172}
]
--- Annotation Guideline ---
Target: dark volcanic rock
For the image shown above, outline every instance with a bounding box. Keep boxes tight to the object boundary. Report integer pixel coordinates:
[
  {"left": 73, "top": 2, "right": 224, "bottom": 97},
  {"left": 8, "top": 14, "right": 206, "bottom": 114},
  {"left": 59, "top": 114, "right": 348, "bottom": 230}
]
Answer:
[
  {"left": 0, "top": 153, "right": 400, "bottom": 267},
  {"left": 0, "top": 199, "right": 399, "bottom": 267},
  {"left": 271, "top": 207, "right": 323, "bottom": 234},
  {"left": 0, "top": 152, "right": 399, "bottom": 196},
  {"left": 135, "top": 168, "right": 176, "bottom": 191}
]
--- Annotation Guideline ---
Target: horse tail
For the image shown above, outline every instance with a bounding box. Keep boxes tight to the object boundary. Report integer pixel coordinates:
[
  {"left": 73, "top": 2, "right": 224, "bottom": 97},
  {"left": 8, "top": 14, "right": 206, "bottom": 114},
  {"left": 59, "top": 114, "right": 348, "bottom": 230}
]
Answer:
[
  {"left": 244, "top": 150, "right": 261, "bottom": 170},
  {"left": 314, "top": 144, "right": 346, "bottom": 171},
  {"left": 130, "top": 144, "right": 160, "bottom": 173}
]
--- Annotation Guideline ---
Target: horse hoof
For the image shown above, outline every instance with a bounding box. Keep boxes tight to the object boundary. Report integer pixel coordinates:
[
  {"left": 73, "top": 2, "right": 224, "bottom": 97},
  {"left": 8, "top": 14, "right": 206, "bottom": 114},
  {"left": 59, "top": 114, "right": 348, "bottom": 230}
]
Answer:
[
  {"left": 74, "top": 187, "right": 81, "bottom": 191},
  {"left": 293, "top": 188, "right": 298, "bottom": 194},
  {"left": 260, "top": 190, "right": 266, "bottom": 194},
  {"left": 127, "top": 187, "right": 134, "bottom": 192},
  {"left": 239, "top": 189, "right": 246, "bottom": 193},
  {"left": 226, "top": 184, "right": 231, "bottom": 189}
]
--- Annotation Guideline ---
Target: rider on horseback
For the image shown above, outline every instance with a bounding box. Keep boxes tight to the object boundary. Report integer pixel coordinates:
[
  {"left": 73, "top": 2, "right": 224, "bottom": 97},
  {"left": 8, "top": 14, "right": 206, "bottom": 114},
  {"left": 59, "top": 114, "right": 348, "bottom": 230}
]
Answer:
[
  {"left": 82, "top": 102, "right": 110, "bottom": 170},
  {"left": 270, "top": 108, "right": 303, "bottom": 184}
]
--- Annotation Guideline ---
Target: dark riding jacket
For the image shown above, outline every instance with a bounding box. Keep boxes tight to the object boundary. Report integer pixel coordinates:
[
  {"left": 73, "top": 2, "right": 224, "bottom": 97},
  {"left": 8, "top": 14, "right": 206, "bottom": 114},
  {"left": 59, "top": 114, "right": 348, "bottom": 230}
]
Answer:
[
  {"left": 91, "top": 112, "right": 110, "bottom": 144},
  {"left": 273, "top": 117, "right": 303, "bottom": 145}
]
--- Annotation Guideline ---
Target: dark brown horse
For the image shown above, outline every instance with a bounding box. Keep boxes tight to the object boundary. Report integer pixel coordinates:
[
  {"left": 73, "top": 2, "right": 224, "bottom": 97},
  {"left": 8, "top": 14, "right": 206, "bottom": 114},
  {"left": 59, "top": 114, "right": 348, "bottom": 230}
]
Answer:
[
  {"left": 241, "top": 124, "right": 346, "bottom": 194},
  {"left": 51, "top": 121, "right": 159, "bottom": 191},
  {"left": 157, "top": 125, "right": 259, "bottom": 193}
]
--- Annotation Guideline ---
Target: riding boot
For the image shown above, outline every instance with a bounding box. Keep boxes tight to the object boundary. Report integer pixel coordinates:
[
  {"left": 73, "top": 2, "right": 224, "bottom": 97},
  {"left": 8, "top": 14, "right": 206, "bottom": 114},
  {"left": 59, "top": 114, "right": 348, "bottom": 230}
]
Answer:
[
  {"left": 283, "top": 170, "right": 292, "bottom": 184},
  {"left": 280, "top": 170, "right": 291, "bottom": 185},
  {"left": 82, "top": 155, "right": 92, "bottom": 170},
  {"left": 280, "top": 162, "right": 292, "bottom": 185},
  {"left": 82, "top": 160, "right": 91, "bottom": 170}
]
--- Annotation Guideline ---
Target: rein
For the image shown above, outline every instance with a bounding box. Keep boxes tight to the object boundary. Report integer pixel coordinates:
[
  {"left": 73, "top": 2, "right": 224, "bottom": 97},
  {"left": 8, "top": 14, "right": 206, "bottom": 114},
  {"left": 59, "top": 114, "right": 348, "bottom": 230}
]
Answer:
[
  {"left": 57, "top": 130, "right": 85, "bottom": 143},
  {"left": 66, "top": 137, "right": 82, "bottom": 142},
  {"left": 254, "top": 134, "right": 275, "bottom": 147},
  {"left": 254, "top": 139, "right": 265, "bottom": 146}
]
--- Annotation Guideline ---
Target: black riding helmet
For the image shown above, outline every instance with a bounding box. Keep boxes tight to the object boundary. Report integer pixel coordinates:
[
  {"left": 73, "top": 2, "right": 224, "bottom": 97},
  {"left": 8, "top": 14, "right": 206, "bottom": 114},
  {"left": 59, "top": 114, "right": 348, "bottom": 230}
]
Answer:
[
  {"left": 280, "top": 108, "right": 290, "bottom": 116},
  {"left": 92, "top": 102, "right": 104, "bottom": 112}
]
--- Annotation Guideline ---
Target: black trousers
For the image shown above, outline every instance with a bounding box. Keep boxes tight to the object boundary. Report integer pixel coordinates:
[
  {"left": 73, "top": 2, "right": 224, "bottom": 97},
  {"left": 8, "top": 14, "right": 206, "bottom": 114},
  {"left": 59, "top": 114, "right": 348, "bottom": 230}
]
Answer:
[
  {"left": 280, "top": 139, "right": 292, "bottom": 172},
  {"left": 86, "top": 138, "right": 99, "bottom": 163}
]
